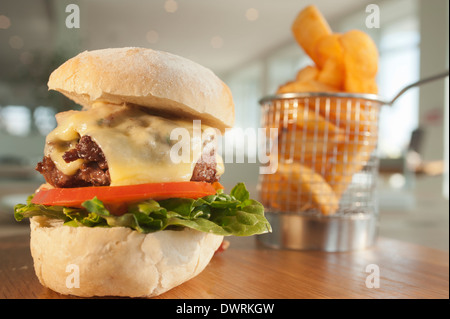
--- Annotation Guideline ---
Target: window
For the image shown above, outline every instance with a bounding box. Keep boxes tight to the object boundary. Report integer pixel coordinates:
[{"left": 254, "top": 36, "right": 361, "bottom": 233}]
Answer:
[
  {"left": 222, "top": 61, "right": 263, "bottom": 161},
  {"left": 266, "top": 43, "right": 310, "bottom": 95},
  {"left": 377, "top": 17, "right": 420, "bottom": 158},
  {"left": 0, "top": 105, "right": 31, "bottom": 136},
  {"left": 0, "top": 105, "right": 57, "bottom": 137},
  {"left": 34, "top": 106, "right": 57, "bottom": 135}
]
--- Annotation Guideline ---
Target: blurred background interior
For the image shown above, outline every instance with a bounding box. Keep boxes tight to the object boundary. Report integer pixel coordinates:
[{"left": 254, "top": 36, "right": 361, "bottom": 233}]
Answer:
[{"left": 0, "top": 0, "right": 448, "bottom": 250}]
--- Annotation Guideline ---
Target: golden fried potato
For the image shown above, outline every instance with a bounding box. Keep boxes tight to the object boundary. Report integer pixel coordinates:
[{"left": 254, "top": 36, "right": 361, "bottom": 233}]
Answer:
[
  {"left": 321, "top": 106, "right": 379, "bottom": 197},
  {"left": 340, "top": 30, "right": 379, "bottom": 94},
  {"left": 315, "top": 33, "right": 344, "bottom": 69},
  {"left": 263, "top": 98, "right": 345, "bottom": 132},
  {"left": 345, "top": 75, "right": 378, "bottom": 94},
  {"left": 277, "top": 80, "right": 338, "bottom": 94},
  {"left": 317, "top": 59, "right": 344, "bottom": 89},
  {"left": 271, "top": 101, "right": 346, "bottom": 168},
  {"left": 296, "top": 65, "right": 319, "bottom": 82},
  {"left": 289, "top": 101, "right": 345, "bottom": 132},
  {"left": 323, "top": 137, "right": 378, "bottom": 197},
  {"left": 291, "top": 5, "right": 332, "bottom": 66},
  {"left": 313, "top": 97, "right": 380, "bottom": 133},
  {"left": 279, "top": 128, "right": 346, "bottom": 172},
  {"left": 259, "top": 162, "right": 339, "bottom": 215},
  {"left": 273, "top": 101, "right": 378, "bottom": 201}
]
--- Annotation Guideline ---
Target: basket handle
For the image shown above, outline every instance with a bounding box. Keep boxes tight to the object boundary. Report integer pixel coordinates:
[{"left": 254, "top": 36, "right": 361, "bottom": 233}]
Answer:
[{"left": 387, "top": 70, "right": 449, "bottom": 106}]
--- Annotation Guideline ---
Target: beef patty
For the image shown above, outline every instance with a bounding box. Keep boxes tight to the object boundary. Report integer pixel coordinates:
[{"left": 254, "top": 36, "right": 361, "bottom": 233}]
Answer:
[{"left": 36, "top": 135, "right": 218, "bottom": 188}]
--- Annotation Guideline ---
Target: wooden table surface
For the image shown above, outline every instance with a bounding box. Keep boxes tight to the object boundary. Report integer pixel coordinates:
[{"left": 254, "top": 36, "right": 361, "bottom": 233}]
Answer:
[{"left": 0, "top": 231, "right": 448, "bottom": 299}]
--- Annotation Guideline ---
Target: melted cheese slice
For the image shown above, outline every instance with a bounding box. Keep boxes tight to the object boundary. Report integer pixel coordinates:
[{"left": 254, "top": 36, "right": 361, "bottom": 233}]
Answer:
[{"left": 45, "top": 102, "right": 224, "bottom": 186}]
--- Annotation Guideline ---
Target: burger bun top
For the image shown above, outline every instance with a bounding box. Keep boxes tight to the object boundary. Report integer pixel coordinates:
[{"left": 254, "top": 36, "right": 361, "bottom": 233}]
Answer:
[{"left": 48, "top": 47, "right": 235, "bottom": 131}]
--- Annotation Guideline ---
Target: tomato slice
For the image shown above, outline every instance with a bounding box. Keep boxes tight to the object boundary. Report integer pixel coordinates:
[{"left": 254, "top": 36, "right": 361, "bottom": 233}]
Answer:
[{"left": 31, "top": 182, "right": 222, "bottom": 208}]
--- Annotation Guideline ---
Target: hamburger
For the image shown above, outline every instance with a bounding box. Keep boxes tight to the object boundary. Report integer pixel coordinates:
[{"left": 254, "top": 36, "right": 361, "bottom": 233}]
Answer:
[{"left": 14, "top": 47, "right": 271, "bottom": 298}]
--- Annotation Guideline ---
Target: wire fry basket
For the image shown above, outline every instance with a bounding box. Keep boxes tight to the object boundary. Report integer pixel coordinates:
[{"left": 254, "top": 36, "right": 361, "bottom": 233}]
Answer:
[
  {"left": 256, "top": 72, "right": 448, "bottom": 251},
  {"left": 257, "top": 92, "right": 383, "bottom": 251}
]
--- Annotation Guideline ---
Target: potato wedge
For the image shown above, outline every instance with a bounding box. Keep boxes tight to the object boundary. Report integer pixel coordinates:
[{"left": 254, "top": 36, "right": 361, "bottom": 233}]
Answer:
[
  {"left": 277, "top": 80, "right": 338, "bottom": 94},
  {"left": 317, "top": 59, "right": 344, "bottom": 89},
  {"left": 291, "top": 5, "right": 332, "bottom": 66},
  {"left": 323, "top": 137, "right": 377, "bottom": 197},
  {"left": 259, "top": 162, "right": 339, "bottom": 215},
  {"left": 315, "top": 33, "right": 344, "bottom": 69},
  {"left": 296, "top": 65, "right": 320, "bottom": 82},
  {"left": 340, "top": 30, "right": 379, "bottom": 94}
]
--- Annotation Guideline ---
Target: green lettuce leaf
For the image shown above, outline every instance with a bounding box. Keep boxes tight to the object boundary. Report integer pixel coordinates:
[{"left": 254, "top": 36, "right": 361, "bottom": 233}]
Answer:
[{"left": 14, "top": 183, "right": 271, "bottom": 236}]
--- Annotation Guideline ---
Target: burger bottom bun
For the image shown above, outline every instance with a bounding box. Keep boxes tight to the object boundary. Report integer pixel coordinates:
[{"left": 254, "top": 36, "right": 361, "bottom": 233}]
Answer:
[{"left": 30, "top": 216, "right": 223, "bottom": 298}]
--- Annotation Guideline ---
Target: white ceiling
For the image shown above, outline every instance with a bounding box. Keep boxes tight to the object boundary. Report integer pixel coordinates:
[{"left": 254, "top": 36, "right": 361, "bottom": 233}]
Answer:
[
  {"left": 79, "top": 0, "right": 371, "bottom": 75},
  {"left": 1, "top": 0, "right": 372, "bottom": 80}
]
